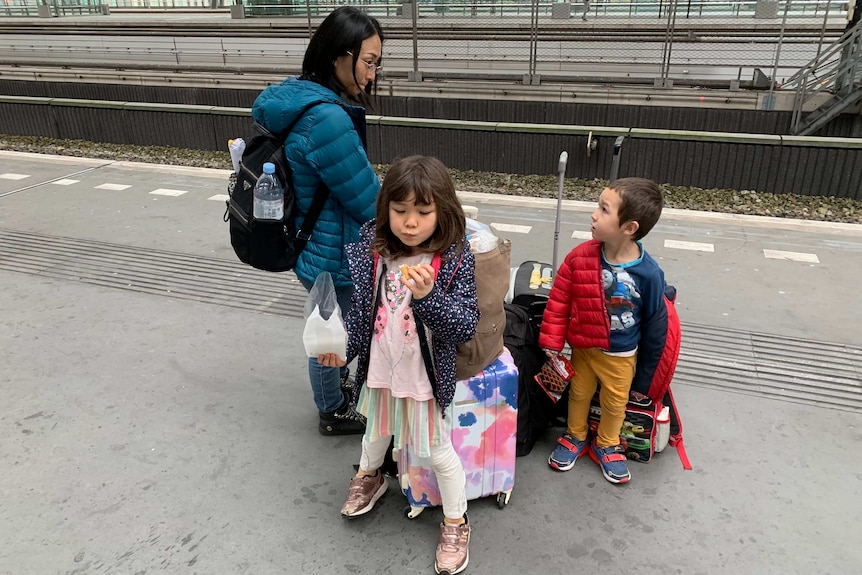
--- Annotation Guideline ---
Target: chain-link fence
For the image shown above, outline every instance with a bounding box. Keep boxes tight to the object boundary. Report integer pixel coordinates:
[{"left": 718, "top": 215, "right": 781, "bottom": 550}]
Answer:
[
  {"left": 0, "top": 0, "right": 853, "bottom": 98},
  {"left": 2, "top": 0, "right": 108, "bottom": 16},
  {"left": 225, "top": 0, "right": 849, "bottom": 92}
]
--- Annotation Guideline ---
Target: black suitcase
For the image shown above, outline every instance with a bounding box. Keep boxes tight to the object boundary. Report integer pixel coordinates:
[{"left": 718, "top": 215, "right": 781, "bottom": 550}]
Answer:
[{"left": 508, "top": 260, "right": 554, "bottom": 329}]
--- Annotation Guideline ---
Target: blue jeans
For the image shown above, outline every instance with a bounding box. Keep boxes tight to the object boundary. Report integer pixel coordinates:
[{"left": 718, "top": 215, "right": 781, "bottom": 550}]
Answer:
[{"left": 299, "top": 275, "right": 353, "bottom": 414}]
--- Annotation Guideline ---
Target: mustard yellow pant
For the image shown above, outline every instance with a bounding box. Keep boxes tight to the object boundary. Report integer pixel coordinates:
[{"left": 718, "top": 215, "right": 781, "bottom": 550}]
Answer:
[{"left": 566, "top": 348, "right": 636, "bottom": 448}]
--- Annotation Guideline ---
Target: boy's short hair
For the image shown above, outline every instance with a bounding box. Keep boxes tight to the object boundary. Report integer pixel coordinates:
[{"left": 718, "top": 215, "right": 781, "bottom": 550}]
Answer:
[{"left": 610, "top": 177, "right": 663, "bottom": 241}]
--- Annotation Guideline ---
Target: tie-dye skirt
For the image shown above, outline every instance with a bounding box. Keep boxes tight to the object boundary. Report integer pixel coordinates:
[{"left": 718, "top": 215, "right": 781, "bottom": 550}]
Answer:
[{"left": 357, "top": 385, "right": 454, "bottom": 458}]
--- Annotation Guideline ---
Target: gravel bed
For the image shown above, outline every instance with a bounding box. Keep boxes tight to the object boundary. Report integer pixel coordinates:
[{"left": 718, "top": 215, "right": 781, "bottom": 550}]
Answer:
[{"left": 3, "top": 134, "right": 861, "bottom": 224}]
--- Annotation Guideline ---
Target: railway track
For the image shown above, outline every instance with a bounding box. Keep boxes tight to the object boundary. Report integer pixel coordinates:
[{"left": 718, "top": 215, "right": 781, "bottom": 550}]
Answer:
[
  {"left": 0, "top": 61, "right": 773, "bottom": 92},
  {"left": 0, "top": 15, "right": 845, "bottom": 93},
  {"left": 0, "top": 20, "right": 847, "bottom": 40}
]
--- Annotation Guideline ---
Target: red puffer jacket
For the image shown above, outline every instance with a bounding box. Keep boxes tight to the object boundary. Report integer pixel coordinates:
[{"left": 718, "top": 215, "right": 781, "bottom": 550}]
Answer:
[{"left": 539, "top": 240, "right": 609, "bottom": 352}]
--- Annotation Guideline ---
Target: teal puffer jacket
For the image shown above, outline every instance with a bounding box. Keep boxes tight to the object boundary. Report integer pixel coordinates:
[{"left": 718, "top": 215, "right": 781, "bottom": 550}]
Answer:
[{"left": 251, "top": 77, "right": 380, "bottom": 287}]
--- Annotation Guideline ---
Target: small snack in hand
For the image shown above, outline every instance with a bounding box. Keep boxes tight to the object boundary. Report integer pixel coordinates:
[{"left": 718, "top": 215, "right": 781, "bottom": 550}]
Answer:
[
  {"left": 399, "top": 264, "right": 414, "bottom": 278},
  {"left": 534, "top": 352, "right": 577, "bottom": 403}
]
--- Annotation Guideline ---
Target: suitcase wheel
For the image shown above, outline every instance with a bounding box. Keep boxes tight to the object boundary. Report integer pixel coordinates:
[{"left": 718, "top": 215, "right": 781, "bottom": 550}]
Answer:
[
  {"left": 496, "top": 490, "right": 512, "bottom": 509},
  {"left": 404, "top": 505, "right": 425, "bottom": 519}
]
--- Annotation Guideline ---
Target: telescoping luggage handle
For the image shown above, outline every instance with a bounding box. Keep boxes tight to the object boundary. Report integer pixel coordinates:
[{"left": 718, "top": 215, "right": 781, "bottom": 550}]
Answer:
[{"left": 553, "top": 151, "right": 568, "bottom": 272}]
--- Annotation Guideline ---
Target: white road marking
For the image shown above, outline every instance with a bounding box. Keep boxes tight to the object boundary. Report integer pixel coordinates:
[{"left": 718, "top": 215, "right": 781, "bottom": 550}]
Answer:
[
  {"left": 571, "top": 230, "right": 592, "bottom": 240},
  {"left": 51, "top": 179, "right": 80, "bottom": 186},
  {"left": 149, "top": 188, "right": 189, "bottom": 197},
  {"left": 208, "top": 194, "right": 230, "bottom": 202},
  {"left": 95, "top": 183, "right": 131, "bottom": 191},
  {"left": 665, "top": 239, "right": 715, "bottom": 252},
  {"left": 0, "top": 173, "right": 30, "bottom": 180},
  {"left": 763, "top": 249, "right": 820, "bottom": 263},
  {"left": 491, "top": 223, "right": 532, "bottom": 234}
]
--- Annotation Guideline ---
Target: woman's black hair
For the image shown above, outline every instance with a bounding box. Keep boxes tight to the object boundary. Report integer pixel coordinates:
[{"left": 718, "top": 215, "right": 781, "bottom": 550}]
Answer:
[{"left": 301, "top": 6, "right": 384, "bottom": 106}]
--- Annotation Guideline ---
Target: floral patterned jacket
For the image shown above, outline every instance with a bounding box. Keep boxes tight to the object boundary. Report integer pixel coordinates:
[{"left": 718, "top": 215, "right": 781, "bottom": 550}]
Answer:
[{"left": 344, "top": 220, "right": 479, "bottom": 412}]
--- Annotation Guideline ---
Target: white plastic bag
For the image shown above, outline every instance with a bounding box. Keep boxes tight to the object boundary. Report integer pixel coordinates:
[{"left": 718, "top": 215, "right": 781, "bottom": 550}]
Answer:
[
  {"left": 302, "top": 271, "right": 348, "bottom": 358},
  {"left": 465, "top": 217, "right": 500, "bottom": 253}
]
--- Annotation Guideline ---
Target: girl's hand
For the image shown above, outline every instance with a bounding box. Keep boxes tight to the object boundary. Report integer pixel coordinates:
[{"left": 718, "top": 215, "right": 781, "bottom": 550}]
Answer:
[
  {"left": 318, "top": 353, "right": 347, "bottom": 368},
  {"left": 402, "top": 263, "right": 435, "bottom": 299}
]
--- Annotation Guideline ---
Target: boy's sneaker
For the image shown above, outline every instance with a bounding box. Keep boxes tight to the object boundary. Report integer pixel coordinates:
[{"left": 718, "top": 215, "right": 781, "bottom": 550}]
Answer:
[
  {"left": 548, "top": 433, "right": 588, "bottom": 472},
  {"left": 341, "top": 473, "right": 387, "bottom": 518},
  {"left": 319, "top": 399, "right": 366, "bottom": 436},
  {"left": 435, "top": 515, "right": 470, "bottom": 575},
  {"left": 589, "top": 441, "right": 632, "bottom": 484}
]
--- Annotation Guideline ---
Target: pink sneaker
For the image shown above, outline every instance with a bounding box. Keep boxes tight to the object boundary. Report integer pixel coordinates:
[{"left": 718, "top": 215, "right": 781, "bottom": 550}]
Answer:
[
  {"left": 435, "top": 515, "right": 470, "bottom": 574},
  {"left": 340, "top": 473, "right": 386, "bottom": 518}
]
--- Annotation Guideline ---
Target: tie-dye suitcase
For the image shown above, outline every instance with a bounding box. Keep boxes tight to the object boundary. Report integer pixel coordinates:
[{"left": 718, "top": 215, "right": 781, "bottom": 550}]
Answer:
[{"left": 395, "top": 347, "right": 518, "bottom": 518}]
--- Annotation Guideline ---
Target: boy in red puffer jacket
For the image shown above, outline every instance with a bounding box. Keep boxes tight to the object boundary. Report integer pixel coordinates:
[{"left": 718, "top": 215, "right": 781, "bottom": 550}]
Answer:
[{"left": 540, "top": 177, "right": 668, "bottom": 484}]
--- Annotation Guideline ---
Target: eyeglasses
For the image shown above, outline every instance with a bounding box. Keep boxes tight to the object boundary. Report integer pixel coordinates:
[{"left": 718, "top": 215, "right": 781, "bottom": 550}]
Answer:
[{"left": 346, "top": 51, "right": 382, "bottom": 74}]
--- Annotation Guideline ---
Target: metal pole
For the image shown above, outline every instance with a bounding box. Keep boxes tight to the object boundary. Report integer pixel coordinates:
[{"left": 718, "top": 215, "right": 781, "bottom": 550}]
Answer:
[
  {"left": 610, "top": 136, "right": 625, "bottom": 182},
  {"left": 767, "top": 0, "right": 791, "bottom": 110},
  {"left": 662, "top": 0, "right": 679, "bottom": 81},
  {"left": 528, "top": 0, "right": 539, "bottom": 81},
  {"left": 815, "top": 0, "right": 832, "bottom": 63},
  {"left": 553, "top": 151, "right": 568, "bottom": 272},
  {"left": 306, "top": 0, "right": 312, "bottom": 38},
  {"left": 412, "top": 0, "right": 419, "bottom": 74}
]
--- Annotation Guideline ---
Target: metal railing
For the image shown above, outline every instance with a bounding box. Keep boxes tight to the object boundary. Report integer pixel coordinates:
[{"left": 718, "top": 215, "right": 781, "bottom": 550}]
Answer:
[
  {"left": 234, "top": 0, "right": 848, "bottom": 19},
  {"left": 2, "top": 0, "right": 109, "bottom": 16},
  {"left": 787, "top": 22, "right": 862, "bottom": 134},
  {"left": 106, "top": 0, "right": 217, "bottom": 6},
  {"left": 2, "top": 0, "right": 847, "bottom": 17}
]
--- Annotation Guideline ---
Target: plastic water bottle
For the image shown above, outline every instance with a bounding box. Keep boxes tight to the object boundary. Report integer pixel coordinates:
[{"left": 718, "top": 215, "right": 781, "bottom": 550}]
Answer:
[{"left": 253, "top": 162, "right": 284, "bottom": 221}]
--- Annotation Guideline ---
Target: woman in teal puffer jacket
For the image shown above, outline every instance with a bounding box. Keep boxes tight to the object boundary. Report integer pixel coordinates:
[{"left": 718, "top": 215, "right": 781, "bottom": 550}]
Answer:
[{"left": 251, "top": 6, "right": 382, "bottom": 436}]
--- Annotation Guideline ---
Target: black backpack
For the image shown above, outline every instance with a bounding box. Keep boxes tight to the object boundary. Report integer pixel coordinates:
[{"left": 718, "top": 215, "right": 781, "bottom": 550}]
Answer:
[{"left": 224, "top": 103, "right": 330, "bottom": 272}]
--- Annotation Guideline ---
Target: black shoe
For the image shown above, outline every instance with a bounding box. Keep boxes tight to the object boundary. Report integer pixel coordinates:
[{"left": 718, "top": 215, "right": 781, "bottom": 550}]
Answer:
[{"left": 319, "top": 399, "right": 366, "bottom": 436}]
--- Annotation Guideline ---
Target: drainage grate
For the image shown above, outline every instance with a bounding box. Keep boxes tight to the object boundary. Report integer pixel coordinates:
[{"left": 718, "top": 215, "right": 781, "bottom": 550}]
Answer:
[
  {"left": 678, "top": 324, "right": 861, "bottom": 413},
  {"left": 0, "top": 228, "right": 308, "bottom": 318},
  {"left": 1, "top": 229, "right": 860, "bottom": 413}
]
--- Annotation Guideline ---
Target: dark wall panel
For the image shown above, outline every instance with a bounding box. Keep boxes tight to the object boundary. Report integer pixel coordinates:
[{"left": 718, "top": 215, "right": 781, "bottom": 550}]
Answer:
[
  {"left": 55, "top": 107, "right": 124, "bottom": 144},
  {"left": 2, "top": 79, "right": 860, "bottom": 136},
  {"left": 775, "top": 147, "right": 800, "bottom": 197},
  {"left": 2, "top": 101, "right": 861, "bottom": 200},
  {"left": 0, "top": 81, "right": 49, "bottom": 97},
  {"left": 749, "top": 144, "right": 768, "bottom": 192},
  {"left": 217, "top": 116, "right": 257, "bottom": 152},
  {"left": 122, "top": 110, "right": 217, "bottom": 149},
  {"left": 813, "top": 144, "right": 836, "bottom": 195},
  {"left": 619, "top": 139, "right": 647, "bottom": 182},
  {"left": 376, "top": 95, "right": 407, "bottom": 117},
  {"left": 763, "top": 143, "right": 783, "bottom": 195},
  {"left": 574, "top": 135, "right": 612, "bottom": 180},
  {"left": 736, "top": 144, "right": 756, "bottom": 192},
  {"left": 832, "top": 147, "right": 861, "bottom": 200},
  {"left": 0, "top": 103, "right": 59, "bottom": 137},
  {"left": 803, "top": 147, "right": 823, "bottom": 198},
  {"left": 599, "top": 136, "right": 862, "bottom": 198},
  {"left": 375, "top": 126, "right": 581, "bottom": 178}
]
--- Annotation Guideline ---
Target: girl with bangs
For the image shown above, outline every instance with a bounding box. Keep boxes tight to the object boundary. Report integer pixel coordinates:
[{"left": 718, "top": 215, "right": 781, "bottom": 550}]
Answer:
[{"left": 318, "top": 156, "right": 479, "bottom": 575}]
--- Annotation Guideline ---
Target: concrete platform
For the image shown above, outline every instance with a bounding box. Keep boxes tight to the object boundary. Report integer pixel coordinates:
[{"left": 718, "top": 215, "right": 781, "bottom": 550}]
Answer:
[{"left": 1, "top": 153, "right": 860, "bottom": 574}]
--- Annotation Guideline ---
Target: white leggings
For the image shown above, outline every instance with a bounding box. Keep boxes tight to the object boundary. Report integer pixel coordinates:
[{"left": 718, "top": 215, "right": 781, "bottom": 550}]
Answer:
[{"left": 360, "top": 435, "right": 468, "bottom": 520}]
